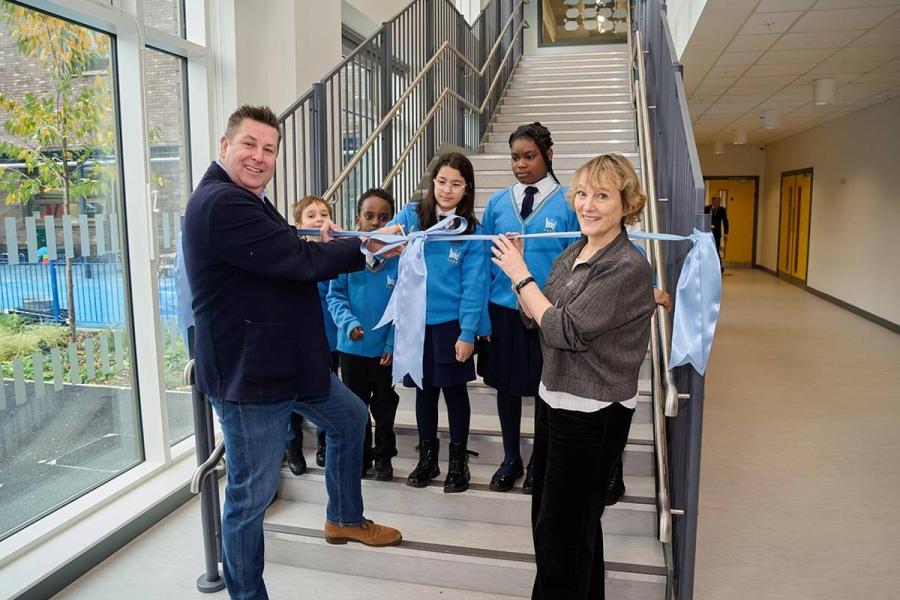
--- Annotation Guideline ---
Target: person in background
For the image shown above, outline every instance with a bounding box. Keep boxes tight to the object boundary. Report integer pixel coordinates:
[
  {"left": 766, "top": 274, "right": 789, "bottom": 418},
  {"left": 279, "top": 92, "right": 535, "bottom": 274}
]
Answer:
[
  {"left": 491, "top": 153, "right": 654, "bottom": 599},
  {"left": 327, "top": 188, "right": 401, "bottom": 480},
  {"left": 704, "top": 195, "right": 728, "bottom": 273}
]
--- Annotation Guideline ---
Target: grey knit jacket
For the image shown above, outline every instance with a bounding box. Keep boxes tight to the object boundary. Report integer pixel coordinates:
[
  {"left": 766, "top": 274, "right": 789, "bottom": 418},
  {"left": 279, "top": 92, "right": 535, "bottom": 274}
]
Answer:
[{"left": 530, "top": 229, "right": 654, "bottom": 403}]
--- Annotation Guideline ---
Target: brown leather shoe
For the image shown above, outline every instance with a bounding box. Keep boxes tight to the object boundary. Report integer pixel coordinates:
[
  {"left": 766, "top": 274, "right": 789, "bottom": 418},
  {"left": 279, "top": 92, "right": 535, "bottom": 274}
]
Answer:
[{"left": 323, "top": 519, "right": 402, "bottom": 547}]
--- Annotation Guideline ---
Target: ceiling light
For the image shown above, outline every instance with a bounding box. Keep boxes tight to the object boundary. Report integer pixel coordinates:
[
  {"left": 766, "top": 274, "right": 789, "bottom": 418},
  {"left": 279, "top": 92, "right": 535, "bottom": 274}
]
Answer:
[
  {"left": 813, "top": 78, "right": 836, "bottom": 105},
  {"left": 564, "top": 19, "right": 578, "bottom": 31},
  {"left": 761, "top": 109, "right": 780, "bottom": 130},
  {"left": 713, "top": 141, "right": 725, "bottom": 155},
  {"left": 566, "top": 7, "right": 579, "bottom": 18},
  {"left": 733, "top": 128, "right": 747, "bottom": 145}
]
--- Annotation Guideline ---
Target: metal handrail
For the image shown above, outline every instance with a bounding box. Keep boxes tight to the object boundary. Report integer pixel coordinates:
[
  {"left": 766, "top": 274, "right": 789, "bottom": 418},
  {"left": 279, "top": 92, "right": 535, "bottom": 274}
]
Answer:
[
  {"left": 381, "top": 22, "right": 526, "bottom": 189},
  {"left": 633, "top": 29, "right": 681, "bottom": 419},
  {"left": 649, "top": 314, "right": 672, "bottom": 543},
  {"left": 322, "top": 0, "right": 526, "bottom": 201},
  {"left": 191, "top": 439, "right": 226, "bottom": 494}
]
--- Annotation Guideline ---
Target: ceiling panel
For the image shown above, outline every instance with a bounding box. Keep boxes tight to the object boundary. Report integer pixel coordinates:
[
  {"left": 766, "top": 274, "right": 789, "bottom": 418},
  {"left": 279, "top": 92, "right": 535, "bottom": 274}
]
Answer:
[
  {"left": 708, "top": 65, "right": 750, "bottom": 78},
  {"left": 809, "top": 60, "right": 887, "bottom": 74},
  {"left": 855, "top": 70, "right": 900, "bottom": 83},
  {"left": 739, "top": 12, "right": 803, "bottom": 35},
  {"left": 758, "top": 0, "right": 817, "bottom": 11},
  {"left": 827, "top": 45, "right": 900, "bottom": 62},
  {"left": 791, "top": 7, "right": 898, "bottom": 32},
  {"left": 810, "top": 0, "right": 900, "bottom": 9},
  {"left": 745, "top": 63, "right": 818, "bottom": 77},
  {"left": 849, "top": 28, "right": 900, "bottom": 47},
  {"left": 726, "top": 34, "right": 782, "bottom": 52},
  {"left": 757, "top": 48, "right": 839, "bottom": 64},
  {"left": 876, "top": 11, "right": 900, "bottom": 28},
  {"left": 873, "top": 59, "right": 900, "bottom": 71},
  {"left": 771, "top": 30, "right": 865, "bottom": 50},
  {"left": 716, "top": 51, "right": 765, "bottom": 66}
]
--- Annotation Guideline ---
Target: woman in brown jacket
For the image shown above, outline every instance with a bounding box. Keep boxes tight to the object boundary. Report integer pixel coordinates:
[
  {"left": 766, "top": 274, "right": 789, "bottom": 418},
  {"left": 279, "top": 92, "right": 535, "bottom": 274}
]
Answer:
[{"left": 491, "top": 154, "right": 655, "bottom": 600}]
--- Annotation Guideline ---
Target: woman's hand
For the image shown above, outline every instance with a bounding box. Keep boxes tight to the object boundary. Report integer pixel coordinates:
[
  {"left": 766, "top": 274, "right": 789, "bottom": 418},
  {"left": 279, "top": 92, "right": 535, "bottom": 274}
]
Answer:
[
  {"left": 491, "top": 234, "right": 530, "bottom": 283},
  {"left": 455, "top": 339, "right": 475, "bottom": 363},
  {"left": 654, "top": 288, "right": 672, "bottom": 311}
]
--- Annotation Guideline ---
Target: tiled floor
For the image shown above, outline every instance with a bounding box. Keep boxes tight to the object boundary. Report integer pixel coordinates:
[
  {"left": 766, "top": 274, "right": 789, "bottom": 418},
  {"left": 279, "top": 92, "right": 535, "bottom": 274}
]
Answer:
[
  {"left": 694, "top": 269, "right": 900, "bottom": 599},
  {"left": 52, "top": 268, "right": 900, "bottom": 599}
]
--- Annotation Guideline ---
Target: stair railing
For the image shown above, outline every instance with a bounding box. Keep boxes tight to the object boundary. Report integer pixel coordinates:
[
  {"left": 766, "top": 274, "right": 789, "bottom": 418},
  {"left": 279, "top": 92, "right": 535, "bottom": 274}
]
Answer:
[
  {"left": 631, "top": 1, "right": 708, "bottom": 599},
  {"left": 272, "top": 0, "right": 524, "bottom": 226}
]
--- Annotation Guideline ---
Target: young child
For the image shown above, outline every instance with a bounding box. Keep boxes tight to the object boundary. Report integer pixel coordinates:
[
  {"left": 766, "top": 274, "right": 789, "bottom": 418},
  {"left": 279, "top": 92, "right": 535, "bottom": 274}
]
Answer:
[
  {"left": 284, "top": 195, "right": 340, "bottom": 475},
  {"left": 478, "top": 122, "right": 580, "bottom": 493},
  {"left": 327, "top": 188, "right": 400, "bottom": 480},
  {"left": 390, "top": 152, "right": 489, "bottom": 494}
]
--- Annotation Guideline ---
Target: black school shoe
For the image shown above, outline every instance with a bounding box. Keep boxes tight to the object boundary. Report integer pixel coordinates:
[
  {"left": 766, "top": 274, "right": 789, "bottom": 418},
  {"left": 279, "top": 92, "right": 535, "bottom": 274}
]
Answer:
[
  {"left": 522, "top": 460, "right": 535, "bottom": 495},
  {"left": 373, "top": 458, "right": 394, "bottom": 481},
  {"left": 285, "top": 447, "right": 307, "bottom": 476},
  {"left": 489, "top": 459, "right": 524, "bottom": 492},
  {"left": 315, "top": 444, "right": 326, "bottom": 467}
]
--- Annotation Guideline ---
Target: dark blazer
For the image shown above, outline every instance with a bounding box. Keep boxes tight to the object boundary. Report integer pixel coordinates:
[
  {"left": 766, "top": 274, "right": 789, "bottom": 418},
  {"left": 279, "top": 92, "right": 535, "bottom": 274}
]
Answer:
[{"left": 183, "top": 162, "right": 364, "bottom": 402}]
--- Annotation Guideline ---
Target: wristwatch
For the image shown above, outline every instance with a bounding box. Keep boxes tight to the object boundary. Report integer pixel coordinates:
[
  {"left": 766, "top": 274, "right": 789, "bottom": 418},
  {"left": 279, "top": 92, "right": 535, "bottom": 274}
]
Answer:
[{"left": 514, "top": 276, "right": 535, "bottom": 294}]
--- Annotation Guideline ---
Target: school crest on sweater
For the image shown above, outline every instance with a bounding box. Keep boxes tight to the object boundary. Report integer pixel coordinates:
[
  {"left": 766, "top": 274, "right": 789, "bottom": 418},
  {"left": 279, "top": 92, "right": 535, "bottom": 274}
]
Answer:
[
  {"left": 544, "top": 217, "right": 558, "bottom": 232},
  {"left": 447, "top": 245, "right": 462, "bottom": 264}
]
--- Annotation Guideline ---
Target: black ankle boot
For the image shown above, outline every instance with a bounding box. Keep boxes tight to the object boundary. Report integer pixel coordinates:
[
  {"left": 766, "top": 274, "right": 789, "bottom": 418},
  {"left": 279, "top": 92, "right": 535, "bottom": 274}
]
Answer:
[
  {"left": 605, "top": 458, "right": 625, "bottom": 506},
  {"left": 522, "top": 458, "right": 535, "bottom": 495},
  {"left": 443, "top": 441, "right": 470, "bottom": 494},
  {"left": 315, "top": 444, "right": 326, "bottom": 467},
  {"left": 407, "top": 439, "right": 440, "bottom": 488},
  {"left": 285, "top": 447, "right": 307, "bottom": 476}
]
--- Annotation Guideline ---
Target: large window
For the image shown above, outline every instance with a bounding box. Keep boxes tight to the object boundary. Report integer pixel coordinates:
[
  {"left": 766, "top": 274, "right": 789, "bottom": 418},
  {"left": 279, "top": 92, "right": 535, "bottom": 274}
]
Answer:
[
  {"left": 540, "top": 0, "right": 628, "bottom": 46},
  {"left": 144, "top": 46, "right": 193, "bottom": 445},
  {"left": 0, "top": 2, "right": 141, "bottom": 540}
]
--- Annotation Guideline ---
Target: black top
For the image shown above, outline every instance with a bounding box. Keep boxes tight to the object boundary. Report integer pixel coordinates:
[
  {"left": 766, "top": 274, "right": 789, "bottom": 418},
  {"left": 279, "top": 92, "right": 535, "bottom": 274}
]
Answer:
[
  {"left": 704, "top": 204, "right": 729, "bottom": 235},
  {"left": 182, "top": 162, "right": 365, "bottom": 402}
]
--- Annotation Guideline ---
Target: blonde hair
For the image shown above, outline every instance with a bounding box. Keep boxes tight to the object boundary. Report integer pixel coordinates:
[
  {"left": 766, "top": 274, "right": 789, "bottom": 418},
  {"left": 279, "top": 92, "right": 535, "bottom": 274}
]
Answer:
[
  {"left": 291, "top": 195, "right": 332, "bottom": 226},
  {"left": 567, "top": 154, "right": 646, "bottom": 225}
]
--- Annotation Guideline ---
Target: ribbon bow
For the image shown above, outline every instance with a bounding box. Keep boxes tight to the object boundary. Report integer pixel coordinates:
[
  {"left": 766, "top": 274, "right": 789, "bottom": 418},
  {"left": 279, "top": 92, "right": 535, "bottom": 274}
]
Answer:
[{"left": 372, "top": 217, "right": 468, "bottom": 387}]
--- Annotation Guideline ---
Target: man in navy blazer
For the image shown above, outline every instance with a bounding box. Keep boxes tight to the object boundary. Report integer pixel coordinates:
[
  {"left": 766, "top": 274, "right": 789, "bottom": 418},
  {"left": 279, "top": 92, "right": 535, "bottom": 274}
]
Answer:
[{"left": 183, "top": 105, "right": 401, "bottom": 599}]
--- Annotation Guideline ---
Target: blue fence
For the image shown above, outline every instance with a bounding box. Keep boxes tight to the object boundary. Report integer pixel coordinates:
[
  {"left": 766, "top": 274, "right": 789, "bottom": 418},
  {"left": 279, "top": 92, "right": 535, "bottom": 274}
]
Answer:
[{"left": 0, "top": 258, "right": 178, "bottom": 328}]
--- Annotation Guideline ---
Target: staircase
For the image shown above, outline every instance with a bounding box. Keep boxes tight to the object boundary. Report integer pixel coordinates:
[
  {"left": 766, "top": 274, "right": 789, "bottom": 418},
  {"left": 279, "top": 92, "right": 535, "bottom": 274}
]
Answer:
[{"left": 260, "top": 47, "right": 667, "bottom": 599}]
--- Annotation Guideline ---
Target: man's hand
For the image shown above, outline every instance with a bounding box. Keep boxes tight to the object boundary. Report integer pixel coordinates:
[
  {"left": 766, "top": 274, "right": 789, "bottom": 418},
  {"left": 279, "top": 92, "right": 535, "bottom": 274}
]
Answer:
[
  {"left": 319, "top": 220, "right": 343, "bottom": 243},
  {"left": 455, "top": 339, "right": 474, "bottom": 363},
  {"left": 380, "top": 352, "right": 393, "bottom": 366},
  {"left": 350, "top": 326, "right": 365, "bottom": 341}
]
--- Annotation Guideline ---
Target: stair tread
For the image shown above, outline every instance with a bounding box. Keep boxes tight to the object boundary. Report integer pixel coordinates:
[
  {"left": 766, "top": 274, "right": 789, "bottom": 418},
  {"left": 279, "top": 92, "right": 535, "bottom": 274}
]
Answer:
[
  {"left": 288, "top": 454, "right": 657, "bottom": 502},
  {"left": 264, "top": 499, "right": 666, "bottom": 571}
]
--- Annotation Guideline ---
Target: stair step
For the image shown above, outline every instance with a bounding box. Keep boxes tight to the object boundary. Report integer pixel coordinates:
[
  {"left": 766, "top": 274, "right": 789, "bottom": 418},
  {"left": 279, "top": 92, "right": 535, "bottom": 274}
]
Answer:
[
  {"left": 471, "top": 153, "right": 639, "bottom": 171},
  {"left": 516, "top": 61, "right": 629, "bottom": 72},
  {"left": 483, "top": 140, "right": 636, "bottom": 154},
  {"left": 393, "top": 384, "right": 653, "bottom": 424},
  {"left": 485, "top": 129, "right": 635, "bottom": 143},
  {"left": 489, "top": 118, "right": 636, "bottom": 132},
  {"left": 264, "top": 500, "right": 666, "bottom": 599},
  {"left": 279, "top": 462, "right": 656, "bottom": 536},
  {"left": 505, "top": 86, "right": 631, "bottom": 98},
  {"left": 259, "top": 562, "right": 524, "bottom": 599},
  {"left": 520, "top": 50, "right": 629, "bottom": 62},
  {"left": 499, "top": 101, "right": 633, "bottom": 114},
  {"left": 512, "top": 73, "right": 629, "bottom": 83},
  {"left": 493, "top": 110, "right": 633, "bottom": 123}
]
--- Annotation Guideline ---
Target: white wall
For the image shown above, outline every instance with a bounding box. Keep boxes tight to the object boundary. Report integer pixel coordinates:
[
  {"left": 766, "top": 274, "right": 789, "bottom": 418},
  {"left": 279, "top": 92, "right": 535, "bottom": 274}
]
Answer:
[
  {"left": 345, "top": 0, "right": 411, "bottom": 24},
  {"left": 760, "top": 96, "right": 900, "bottom": 325},
  {"left": 231, "top": 0, "right": 342, "bottom": 115},
  {"left": 665, "top": 0, "right": 708, "bottom": 60}
]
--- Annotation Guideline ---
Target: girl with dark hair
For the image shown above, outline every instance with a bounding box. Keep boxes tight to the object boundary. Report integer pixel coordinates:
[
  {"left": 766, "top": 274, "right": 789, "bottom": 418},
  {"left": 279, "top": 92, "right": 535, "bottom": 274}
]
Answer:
[
  {"left": 478, "top": 122, "right": 580, "bottom": 493},
  {"left": 390, "top": 152, "right": 489, "bottom": 493}
]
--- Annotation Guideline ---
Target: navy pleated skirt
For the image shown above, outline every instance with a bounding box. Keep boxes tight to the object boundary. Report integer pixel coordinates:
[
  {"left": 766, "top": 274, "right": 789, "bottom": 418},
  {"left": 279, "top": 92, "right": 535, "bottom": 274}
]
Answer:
[
  {"left": 403, "top": 319, "right": 476, "bottom": 389},
  {"left": 476, "top": 302, "right": 543, "bottom": 397}
]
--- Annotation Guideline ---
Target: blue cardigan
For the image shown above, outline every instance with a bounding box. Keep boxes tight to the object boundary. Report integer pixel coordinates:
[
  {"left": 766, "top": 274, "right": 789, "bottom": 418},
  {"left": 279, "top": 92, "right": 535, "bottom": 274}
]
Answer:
[
  {"left": 182, "top": 162, "right": 364, "bottom": 402},
  {"left": 481, "top": 184, "right": 580, "bottom": 310},
  {"left": 390, "top": 203, "right": 489, "bottom": 343},
  {"left": 327, "top": 259, "right": 398, "bottom": 358}
]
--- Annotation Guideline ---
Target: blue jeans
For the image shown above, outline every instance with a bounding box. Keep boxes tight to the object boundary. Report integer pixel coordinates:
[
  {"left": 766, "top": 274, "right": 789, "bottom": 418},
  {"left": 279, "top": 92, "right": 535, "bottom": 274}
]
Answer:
[{"left": 209, "top": 373, "right": 368, "bottom": 600}]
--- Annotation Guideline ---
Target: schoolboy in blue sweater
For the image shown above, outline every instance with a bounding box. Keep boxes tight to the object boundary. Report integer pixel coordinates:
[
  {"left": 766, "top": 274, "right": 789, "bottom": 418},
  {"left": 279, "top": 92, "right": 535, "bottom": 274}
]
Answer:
[
  {"left": 389, "top": 153, "right": 490, "bottom": 494},
  {"left": 327, "top": 189, "right": 401, "bottom": 480}
]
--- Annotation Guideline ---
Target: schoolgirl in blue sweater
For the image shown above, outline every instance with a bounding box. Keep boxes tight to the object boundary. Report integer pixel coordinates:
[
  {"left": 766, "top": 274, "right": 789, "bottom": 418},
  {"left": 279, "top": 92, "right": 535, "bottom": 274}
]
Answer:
[
  {"left": 478, "top": 122, "right": 580, "bottom": 493},
  {"left": 327, "top": 188, "right": 400, "bottom": 481},
  {"left": 390, "top": 152, "right": 489, "bottom": 493},
  {"left": 284, "top": 195, "right": 340, "bottom": 476}
]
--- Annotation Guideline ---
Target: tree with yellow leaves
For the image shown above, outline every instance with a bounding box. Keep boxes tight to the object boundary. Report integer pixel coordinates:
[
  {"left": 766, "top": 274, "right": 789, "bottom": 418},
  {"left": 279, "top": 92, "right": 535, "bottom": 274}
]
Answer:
[{"left": 0, "top": 1, "right": 116, "bottom": 342}]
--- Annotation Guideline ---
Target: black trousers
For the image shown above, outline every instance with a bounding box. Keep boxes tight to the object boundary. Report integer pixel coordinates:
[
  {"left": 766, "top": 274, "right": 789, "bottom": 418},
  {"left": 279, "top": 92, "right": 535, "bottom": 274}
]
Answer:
[
  {"left": 530, "top": 398, "right": 634, "bottom": 600},
  {"left": 340, "top": 352, "right": 400, "bottom": 462}
]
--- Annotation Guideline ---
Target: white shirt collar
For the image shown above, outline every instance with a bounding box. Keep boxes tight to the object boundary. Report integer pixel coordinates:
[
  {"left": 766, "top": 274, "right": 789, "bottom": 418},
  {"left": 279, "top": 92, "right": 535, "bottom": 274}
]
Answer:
[
  {"left": 512, "top": 174, "right": 557, "bottom": 211},
  {"left": 437, "top": 207, "right": 457, "bottom": 217}
]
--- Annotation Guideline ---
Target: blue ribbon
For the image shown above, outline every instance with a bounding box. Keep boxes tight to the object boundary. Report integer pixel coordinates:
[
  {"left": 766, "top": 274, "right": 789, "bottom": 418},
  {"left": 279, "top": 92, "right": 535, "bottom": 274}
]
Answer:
[{"left": 296, "top": 221, "right": 722, "bottom": 378}]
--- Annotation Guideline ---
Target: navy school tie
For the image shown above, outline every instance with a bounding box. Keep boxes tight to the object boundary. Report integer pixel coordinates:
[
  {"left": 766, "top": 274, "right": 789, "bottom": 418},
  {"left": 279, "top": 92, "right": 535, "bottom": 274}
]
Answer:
[{"left": 521, "top": 186, "right": 538, "bottom": 219}]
